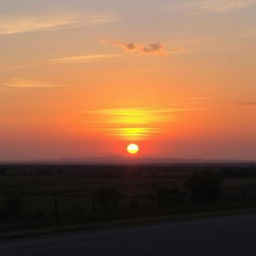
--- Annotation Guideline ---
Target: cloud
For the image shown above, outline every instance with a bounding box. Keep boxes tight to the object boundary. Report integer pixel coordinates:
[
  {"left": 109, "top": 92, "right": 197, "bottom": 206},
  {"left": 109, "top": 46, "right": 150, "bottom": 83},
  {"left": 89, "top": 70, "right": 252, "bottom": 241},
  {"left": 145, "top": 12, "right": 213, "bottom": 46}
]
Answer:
[
  {"left": 83, "top": 107, "right": 196, "bottom": 140},
  {"left": 171, "top": 0, "right": 256, "bottom": 14},
  {"left": 2, "top": 79, "right": 65, "bottom": 88},
  {"left": 101, "top": 40, "right": 185, "bottom": 56},
  {"left": 85, "top": 107, "right": 194, "bottom": 125},
  {"left": 103, "top": 40, "right": 169, "bottom": 56},
  {"left": 95, "top": 127, "right": 161, "bottom": 140},
  {"left": 168, "top": 48, "right": 186, "bottom": 54},
  {"left": 87, "top": 107, "right": 191, "bottom": 115},
  {"left": 0, "top": 13, "right": 117, "bottom": 35},
  {"left": 233, "top": 102, "right": 256, "bottom": 107},
  {"left": 48, "top": 54, "right": 121, "bottom": 64},
  {"left": 116, "top": 42, "right": 167, "bottom": 55}
]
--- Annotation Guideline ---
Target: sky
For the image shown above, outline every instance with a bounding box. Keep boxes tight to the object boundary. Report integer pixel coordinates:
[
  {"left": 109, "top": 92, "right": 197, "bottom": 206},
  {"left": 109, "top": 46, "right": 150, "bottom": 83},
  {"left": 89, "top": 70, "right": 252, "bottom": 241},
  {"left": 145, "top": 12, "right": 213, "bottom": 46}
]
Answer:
[{"left": 0, "top": 0, "right": 256, "bottom": 161}]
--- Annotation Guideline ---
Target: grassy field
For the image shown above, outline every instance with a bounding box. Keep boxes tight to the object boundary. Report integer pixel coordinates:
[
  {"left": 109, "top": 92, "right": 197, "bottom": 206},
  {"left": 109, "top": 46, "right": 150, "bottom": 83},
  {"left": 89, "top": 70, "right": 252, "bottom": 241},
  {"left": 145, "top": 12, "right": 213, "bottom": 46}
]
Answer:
[{"left": 0, "top": 162, "right": 256, "bottom": 235}]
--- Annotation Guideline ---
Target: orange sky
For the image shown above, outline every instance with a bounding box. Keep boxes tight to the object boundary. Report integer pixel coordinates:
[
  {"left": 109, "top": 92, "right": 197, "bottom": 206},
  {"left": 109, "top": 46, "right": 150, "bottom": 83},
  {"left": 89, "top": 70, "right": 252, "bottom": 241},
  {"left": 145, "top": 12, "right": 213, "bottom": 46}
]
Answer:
[{"left": 0, "top": 0, "right": 256, "bottom": 161}]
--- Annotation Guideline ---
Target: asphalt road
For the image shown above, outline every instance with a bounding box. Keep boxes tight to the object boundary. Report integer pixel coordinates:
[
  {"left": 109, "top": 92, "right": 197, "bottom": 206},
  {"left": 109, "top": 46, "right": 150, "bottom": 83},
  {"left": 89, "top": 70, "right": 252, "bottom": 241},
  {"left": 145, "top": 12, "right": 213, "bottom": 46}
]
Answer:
[{"left": 1, "top": 214, "right": 256, "bottom": 256}]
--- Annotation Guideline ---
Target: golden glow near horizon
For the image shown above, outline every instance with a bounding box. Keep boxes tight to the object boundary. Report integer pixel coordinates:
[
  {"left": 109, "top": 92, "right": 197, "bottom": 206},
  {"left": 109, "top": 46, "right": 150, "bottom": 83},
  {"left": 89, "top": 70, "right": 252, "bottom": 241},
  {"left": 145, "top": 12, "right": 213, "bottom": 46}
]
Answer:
[
  {"left": 107, "top": 127, "right": 160, "bottom": 140},
  {"left": 127, "top": 143, "right": 139, "bottom": 155},
  {"left": 86, "top": 108, "right": 177, "bottom": 124},
  {"left": 84, "top": 108, "right": 176, "bottom": 140}
]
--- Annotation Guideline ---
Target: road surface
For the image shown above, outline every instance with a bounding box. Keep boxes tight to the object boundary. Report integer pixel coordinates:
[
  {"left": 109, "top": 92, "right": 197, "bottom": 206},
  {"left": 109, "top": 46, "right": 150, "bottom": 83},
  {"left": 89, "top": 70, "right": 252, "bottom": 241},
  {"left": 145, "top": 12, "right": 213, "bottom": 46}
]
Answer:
[{"left": 1, "top": 214, "right": 256, "bottom": 256}]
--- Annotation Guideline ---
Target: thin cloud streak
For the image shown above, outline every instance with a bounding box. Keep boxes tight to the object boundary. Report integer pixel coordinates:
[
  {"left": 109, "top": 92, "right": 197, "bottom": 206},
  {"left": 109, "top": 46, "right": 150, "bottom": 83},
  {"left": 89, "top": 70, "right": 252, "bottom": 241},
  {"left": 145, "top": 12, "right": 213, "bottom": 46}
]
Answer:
[
  {"left": 84, "top": 107, "right": 198, "bottom": 125},
  {"left": 86, "top": 107, "right": 197, "bottom": 115},
  {"left": 233, "top": 102, "right": 256, "bottom": 107},
  {"left": 170, "top": 0, "right": 256, "bottom": 14},
  {"left": 49, "top": 54, "right": 121, "bottom": 64},
  {"left": 167, "top": 48, "right": 186, "bottom": 54},
  {"left": 2, "top": 79, "right": 66, "bottom": 88},
  {"left": 0, "top": 13, "right": 118, "bottom": 35},
  {"left": 83, "top": 107, "right": 199, "bottom": 140},
  {"left": 95, "top": 127, "right": 160, "bottom": 140}
]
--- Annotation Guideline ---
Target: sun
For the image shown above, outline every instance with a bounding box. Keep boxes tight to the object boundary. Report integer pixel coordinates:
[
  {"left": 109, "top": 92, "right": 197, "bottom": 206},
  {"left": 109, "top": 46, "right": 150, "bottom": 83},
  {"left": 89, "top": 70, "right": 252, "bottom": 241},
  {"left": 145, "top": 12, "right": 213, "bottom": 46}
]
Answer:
[{"left": 127, "top": 143, "right": 139, "bottom": 155}]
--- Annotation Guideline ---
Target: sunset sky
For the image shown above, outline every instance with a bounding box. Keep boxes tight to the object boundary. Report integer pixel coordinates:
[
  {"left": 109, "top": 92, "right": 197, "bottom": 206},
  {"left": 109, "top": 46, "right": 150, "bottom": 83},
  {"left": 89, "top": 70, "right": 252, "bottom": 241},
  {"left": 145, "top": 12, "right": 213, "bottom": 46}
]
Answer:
[{"left": 0, "top": 0, "right": 256, "bottom": 161}]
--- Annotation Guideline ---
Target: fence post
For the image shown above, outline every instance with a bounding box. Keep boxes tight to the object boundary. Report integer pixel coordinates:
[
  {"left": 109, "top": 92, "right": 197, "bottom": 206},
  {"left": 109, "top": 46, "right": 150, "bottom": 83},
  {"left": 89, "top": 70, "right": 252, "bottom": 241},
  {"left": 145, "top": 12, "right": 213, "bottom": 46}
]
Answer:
[{"left": 54, "top": 198, "right": 60, "bottom": 225}]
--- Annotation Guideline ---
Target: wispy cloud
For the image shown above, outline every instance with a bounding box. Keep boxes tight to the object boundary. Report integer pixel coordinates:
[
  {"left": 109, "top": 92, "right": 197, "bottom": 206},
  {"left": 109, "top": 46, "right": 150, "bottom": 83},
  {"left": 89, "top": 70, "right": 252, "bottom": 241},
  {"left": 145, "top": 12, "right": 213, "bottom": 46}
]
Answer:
[
  {"left": 170, "top": 0, "right": 256, "bottom": 14},
  {"left": 168, "top": 48, "right": 186, "bottom": 54},
  {"left": 94, "top": 127, "right": 161, "bottom": 140},
  {"left": 83, "top": 107, "right": 197, "bottom": 140},
  {"left": 83, "top": 108, "right": 170, "bottom": 140},
  {"left": 102, "top": 40, "right": 172, "bottom": 56},
  {"left": 2, "top": 79, "right": 65, "bottom": 88},
  {"left": 233, "top": 101, "right": 256, "bottom": 107},
  {"left": 116, "top": 42, "right": 167, "bottom": 55},
  {"left": 85, "top": 108, "right": 169, "bottom": 125},
  {"left": 0, "top": 13, "right": 117, "bottom": 35},
  {"left": 86, "top": 107, "right": 191, "bottom": 115},
  {"left": 49, "top": 54, "right": 121, "bottom": 64}
]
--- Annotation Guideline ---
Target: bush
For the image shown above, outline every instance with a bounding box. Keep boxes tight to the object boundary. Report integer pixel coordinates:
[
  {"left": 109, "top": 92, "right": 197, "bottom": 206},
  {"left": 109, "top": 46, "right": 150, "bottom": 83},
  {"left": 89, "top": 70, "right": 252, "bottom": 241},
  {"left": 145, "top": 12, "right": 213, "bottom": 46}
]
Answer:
[
  {"left": 151, "top": 183, "right": 184, "bottom": 208},
  {"left": 184, "top": 171, "right": 222, "bottom": 203},
  {"left": 0, "top": 208, "right": 9, "bottom": 222},
  {"left": 94, "top": 187, "right": 121, "bottom": 214},
  {"left": 3, "top": 190, "right": 24, "bottom": 223}
]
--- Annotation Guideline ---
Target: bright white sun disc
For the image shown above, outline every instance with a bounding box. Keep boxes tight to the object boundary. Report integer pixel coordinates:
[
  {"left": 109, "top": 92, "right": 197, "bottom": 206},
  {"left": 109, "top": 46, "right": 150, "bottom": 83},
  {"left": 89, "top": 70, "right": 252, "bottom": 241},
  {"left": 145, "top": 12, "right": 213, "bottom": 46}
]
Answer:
[{"left": 127, "top": 143, "right": 139, "bottom": 155}]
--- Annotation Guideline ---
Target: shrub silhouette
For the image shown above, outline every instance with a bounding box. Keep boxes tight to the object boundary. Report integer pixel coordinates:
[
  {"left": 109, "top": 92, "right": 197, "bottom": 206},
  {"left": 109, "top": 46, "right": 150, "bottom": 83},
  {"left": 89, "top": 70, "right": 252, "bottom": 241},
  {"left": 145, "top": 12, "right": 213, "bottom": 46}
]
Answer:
[
  {"left": 130, "top": 196, "right": 139, "bottom": 213},
  {"left": 0, "top": 166, "right": 6, "bottom": 175},
  {"left": 151, "top": 183, "right": 184, "bottom": 208},
  {"left": 94, "top": 187, "right": 121, "bottom": 214},
  {"left": 0, "top": 208, "right": 9, "bottom": 222},
  {"left": 4, "top": 190, "right": 24, "bottom": 223},
  {"left": 184, "top": 171, "right": 222, "bottom": 203}
]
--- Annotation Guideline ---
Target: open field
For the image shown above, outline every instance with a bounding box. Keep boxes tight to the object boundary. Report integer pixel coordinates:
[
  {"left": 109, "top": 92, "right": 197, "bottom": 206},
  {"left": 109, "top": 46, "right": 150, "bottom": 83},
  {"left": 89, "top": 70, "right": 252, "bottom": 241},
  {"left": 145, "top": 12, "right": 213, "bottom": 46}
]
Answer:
[{"left": 0, "top": 162, "right": 256, "bottom": 236}]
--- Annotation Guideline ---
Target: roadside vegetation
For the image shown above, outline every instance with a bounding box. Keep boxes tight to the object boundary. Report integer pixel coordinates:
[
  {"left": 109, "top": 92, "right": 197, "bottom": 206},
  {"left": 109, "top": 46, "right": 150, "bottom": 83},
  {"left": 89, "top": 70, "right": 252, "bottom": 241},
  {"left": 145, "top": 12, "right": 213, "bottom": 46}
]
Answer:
[{"left": 0, "top": 163, "right": 256, "bottom": 234}]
